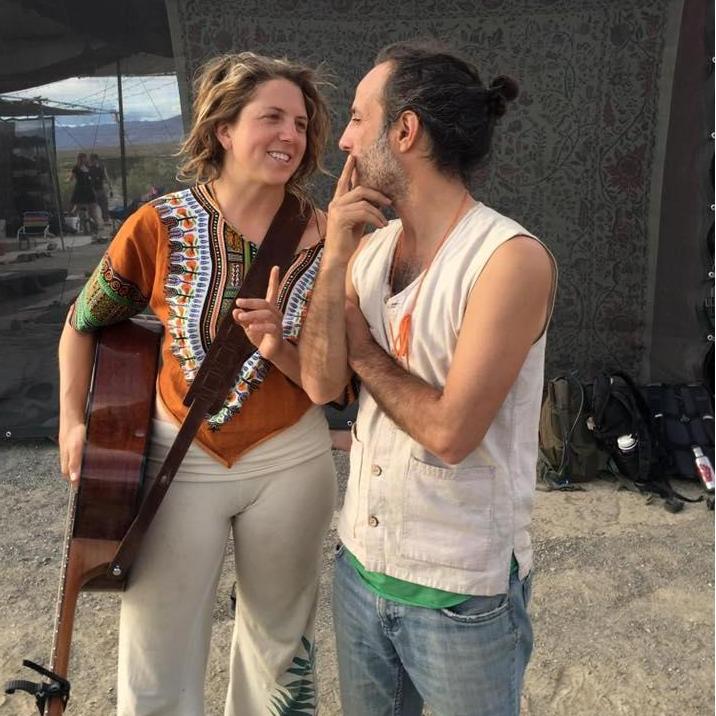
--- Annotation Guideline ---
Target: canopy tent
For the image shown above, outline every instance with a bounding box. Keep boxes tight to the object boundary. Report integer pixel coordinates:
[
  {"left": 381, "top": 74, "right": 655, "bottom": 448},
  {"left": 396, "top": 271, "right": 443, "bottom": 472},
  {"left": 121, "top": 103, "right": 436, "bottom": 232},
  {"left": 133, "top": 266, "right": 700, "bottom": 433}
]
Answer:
[
  {"left": 0, "top": 97, "right": 99, "bottom": 252},
  {"left": 0, "top": 0, "right": 174, "bottom": 93},
  {"left": 0, "top": 97, "right": 93, "bottom": 117},
  {"left": 0, "top": 0, "right": 178, "bottom": 213},
  {"left": 0, "top": 2, "right": 178, "bottom": 440}
]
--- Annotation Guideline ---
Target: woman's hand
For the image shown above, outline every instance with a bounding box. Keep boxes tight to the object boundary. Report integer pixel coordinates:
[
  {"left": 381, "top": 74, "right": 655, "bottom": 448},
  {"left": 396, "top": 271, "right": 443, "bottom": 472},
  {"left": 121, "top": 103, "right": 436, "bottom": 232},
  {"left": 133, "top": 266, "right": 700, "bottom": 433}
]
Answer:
[
  {"left": 325, "top": 155, "right": 392, "bottom": 263},
  {"left": 233, "top": 265, "right": 285, "bottom": 360},
  {"left": 59, "top": 421, "right": 86, "bottom": 484}
]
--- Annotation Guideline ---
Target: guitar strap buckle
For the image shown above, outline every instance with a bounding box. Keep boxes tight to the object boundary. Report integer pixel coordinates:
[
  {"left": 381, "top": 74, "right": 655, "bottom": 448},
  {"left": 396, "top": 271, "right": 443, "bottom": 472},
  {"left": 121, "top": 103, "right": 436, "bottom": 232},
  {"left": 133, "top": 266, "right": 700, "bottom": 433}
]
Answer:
[{"left": 4, "top": 659, "right": 71, "bottom": 714}]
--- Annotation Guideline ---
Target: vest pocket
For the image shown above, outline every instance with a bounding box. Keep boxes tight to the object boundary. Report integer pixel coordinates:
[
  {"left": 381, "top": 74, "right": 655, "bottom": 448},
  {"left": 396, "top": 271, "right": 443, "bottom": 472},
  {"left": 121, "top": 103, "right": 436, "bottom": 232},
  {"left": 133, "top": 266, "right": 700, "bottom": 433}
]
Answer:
[{"left": 399, "top": 456, "right": 495, "bottom": 570}]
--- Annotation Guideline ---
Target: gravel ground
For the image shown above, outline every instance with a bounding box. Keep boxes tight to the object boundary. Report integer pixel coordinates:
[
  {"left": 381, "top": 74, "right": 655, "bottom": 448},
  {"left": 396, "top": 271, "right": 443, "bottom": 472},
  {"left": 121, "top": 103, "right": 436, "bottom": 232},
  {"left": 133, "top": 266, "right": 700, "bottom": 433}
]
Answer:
[{"left": 0, "top": 442, "right": 713, "bottom": 715}]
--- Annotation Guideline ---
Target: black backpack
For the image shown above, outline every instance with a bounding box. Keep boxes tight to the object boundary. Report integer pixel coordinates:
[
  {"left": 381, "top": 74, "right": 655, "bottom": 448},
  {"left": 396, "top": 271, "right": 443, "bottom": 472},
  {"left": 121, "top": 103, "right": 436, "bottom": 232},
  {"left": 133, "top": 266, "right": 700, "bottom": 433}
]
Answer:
[
  {"left": 588, "top": 372, "right": 657, "bottom": 483},
  {"left": 641, "top": 383, "right": 714, "bottom": 481},
  {"left": 587, "top": 371, "right": 701, "bottom": 509}
]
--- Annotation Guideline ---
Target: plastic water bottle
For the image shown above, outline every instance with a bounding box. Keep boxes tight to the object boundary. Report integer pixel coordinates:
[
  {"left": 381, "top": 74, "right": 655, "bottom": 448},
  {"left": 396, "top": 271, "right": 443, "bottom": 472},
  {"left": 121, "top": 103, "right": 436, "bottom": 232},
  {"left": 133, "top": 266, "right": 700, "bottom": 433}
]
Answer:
[
  {"left": 692, "top": 446, "right": 715, "bottom": 492},
  {"left": 615, "top": 433, "right": 639, "bottom": 478}
]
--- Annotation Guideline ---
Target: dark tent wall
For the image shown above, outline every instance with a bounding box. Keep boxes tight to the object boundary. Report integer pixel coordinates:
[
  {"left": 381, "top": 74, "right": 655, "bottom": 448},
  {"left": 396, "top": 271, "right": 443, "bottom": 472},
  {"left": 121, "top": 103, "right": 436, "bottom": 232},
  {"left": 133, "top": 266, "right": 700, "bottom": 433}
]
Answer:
[
  {"left": 167, "top": 0, "right": 701, "bottom": 382},
  {"left": 648, "top": 0, "right": 713, "bottom": 384}
]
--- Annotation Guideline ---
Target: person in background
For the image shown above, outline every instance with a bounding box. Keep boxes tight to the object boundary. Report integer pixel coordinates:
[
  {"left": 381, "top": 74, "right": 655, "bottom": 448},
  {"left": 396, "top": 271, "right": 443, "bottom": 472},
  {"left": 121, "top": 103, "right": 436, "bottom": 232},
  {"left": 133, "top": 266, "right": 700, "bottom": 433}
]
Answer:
[
  {"left": 88, "top": 153, "right": 113, "bottom": 223},
  {"left": 67, "top": 152, "right": 102, "bottom": 235}
]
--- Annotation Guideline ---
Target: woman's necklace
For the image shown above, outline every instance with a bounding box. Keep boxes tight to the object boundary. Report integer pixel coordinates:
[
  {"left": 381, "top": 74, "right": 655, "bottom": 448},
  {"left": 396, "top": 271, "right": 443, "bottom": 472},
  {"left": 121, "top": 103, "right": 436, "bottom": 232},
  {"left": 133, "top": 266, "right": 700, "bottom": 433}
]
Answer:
[{"left": 387, "top": 192, "right": 471, "bottom": 367}]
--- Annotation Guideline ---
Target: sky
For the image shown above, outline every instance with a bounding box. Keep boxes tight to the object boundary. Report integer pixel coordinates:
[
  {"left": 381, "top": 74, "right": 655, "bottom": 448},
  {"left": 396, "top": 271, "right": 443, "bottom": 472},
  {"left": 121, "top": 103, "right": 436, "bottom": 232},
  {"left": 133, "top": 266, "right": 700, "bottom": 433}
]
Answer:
[{"left": 7, "top": 74, "right": 181, "bottom": 126}]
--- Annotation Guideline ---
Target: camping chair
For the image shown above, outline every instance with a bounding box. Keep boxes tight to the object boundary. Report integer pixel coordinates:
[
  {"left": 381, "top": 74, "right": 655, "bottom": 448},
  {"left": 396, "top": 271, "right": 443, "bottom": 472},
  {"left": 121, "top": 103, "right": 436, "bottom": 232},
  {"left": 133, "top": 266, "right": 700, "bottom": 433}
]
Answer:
[{"left": 17, "top": 211, "right": 53, "bottom": 250}]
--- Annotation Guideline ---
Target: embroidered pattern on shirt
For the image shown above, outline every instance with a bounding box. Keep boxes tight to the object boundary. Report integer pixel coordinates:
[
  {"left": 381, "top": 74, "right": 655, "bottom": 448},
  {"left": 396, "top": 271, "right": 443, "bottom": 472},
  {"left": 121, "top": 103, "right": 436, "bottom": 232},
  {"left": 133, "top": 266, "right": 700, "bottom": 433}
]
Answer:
[
  {"left": 154, "top": 187, "right": 323, "bottom": 429},
  {"left": 206, "top": 243, "right": 324, "bottom": 429},
  {"left": 279, "top": 243, "right": 322, "bottom": 341},
  {"left": 153, "top": 188, "right": 212, "bottom": 382},
  {"left": 220, "top": 224, "right": 257, "bottom": 324},
  {"left": 71, "top": 254, "right": 148, "bottom": 331}
]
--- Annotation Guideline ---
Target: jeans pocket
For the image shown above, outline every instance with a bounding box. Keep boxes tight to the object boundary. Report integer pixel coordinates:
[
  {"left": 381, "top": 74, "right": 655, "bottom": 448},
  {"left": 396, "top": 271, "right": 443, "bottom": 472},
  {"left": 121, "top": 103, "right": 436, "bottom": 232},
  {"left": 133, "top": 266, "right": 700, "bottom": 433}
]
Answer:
[
  {"left": 439, "top": 593, "right": 509, "bottom": 624},
  {"left": 521, "top": 571, "right": 533, "bottom": 606}
]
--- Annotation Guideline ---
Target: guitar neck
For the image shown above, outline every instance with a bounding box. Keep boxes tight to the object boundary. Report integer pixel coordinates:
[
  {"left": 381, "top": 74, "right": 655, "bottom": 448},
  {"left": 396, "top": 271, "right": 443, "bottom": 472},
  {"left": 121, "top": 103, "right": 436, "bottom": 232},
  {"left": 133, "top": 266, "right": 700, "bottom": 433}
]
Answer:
[
  {"left": 45, "top": 485, "right": 80, "bottom": 715},
  {"left": 44, "top": 482, "right": 126, "bottom": 714}
]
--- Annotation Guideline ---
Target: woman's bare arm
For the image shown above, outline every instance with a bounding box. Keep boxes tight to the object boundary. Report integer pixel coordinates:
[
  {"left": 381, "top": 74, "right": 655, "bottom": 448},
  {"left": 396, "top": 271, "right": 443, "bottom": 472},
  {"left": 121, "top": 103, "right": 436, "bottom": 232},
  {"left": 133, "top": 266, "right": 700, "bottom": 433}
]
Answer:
[{"left": 58, "top": 313, "right": 95, "bottom": 482}]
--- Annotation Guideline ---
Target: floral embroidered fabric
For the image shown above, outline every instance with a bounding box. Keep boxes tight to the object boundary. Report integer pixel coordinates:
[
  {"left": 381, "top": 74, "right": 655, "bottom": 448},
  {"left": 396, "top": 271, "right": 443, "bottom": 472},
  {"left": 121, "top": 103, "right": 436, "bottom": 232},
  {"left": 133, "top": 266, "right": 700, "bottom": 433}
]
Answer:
[{"left": 70, "top": 184, "right": 325, "bottom": 465}]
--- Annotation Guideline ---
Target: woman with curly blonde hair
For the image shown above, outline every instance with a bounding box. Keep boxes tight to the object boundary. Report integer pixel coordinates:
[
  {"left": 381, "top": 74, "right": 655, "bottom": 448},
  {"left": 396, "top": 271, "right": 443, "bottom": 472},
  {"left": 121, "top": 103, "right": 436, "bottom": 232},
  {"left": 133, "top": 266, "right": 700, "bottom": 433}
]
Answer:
[{"left": 58, "top": 52, "right": 339, "bottom": 715}]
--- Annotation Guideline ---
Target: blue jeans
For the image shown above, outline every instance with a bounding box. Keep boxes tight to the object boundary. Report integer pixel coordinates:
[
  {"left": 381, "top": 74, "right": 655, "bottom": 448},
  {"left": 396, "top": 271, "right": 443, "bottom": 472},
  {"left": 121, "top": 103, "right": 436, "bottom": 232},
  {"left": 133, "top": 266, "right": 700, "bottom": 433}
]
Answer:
[{"left": 332, "top": 544, "right": 533, "bottom": 716}]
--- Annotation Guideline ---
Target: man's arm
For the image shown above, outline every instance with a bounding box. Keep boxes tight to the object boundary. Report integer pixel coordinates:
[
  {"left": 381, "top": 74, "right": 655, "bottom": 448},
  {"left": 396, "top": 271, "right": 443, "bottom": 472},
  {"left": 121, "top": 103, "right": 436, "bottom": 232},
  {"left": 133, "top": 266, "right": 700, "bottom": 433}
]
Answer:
[
  {"left": 299, "top": 155, "right": 390, "bottom": 403},
  {"left": 346, "top": 236, "right": 555, "bottom": 464},
  {"left": 298, "top": 251, "right": 354, "bottom": 403}
]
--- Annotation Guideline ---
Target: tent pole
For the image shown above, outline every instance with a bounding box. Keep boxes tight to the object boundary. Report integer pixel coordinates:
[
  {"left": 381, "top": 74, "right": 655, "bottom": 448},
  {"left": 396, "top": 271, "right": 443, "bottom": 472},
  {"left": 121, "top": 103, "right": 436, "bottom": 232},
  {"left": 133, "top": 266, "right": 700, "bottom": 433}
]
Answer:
[
  {"left": 116, "top": 59, "right": 128, "bottom": 209},
  {"left": 39, "top": 105, "right": 65, "bottom": 251}
]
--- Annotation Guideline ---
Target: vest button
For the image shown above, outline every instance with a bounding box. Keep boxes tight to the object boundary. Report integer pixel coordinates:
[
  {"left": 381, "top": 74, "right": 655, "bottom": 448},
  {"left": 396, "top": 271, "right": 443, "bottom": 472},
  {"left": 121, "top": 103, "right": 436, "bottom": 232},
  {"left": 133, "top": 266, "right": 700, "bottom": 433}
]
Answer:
[
  {"left": 371, "top": 464, "right": 382, "bottom": 476},
  {"left": 368, "top": 515, "right": 379, "bottom": 528}
]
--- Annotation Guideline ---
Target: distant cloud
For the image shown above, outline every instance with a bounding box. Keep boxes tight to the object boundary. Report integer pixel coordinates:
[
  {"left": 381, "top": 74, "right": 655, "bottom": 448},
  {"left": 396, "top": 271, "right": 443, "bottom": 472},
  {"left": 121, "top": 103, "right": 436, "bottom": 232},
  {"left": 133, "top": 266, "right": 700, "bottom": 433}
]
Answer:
[{"left": 8, "top": 75, "right": 181, "bottom": 127}]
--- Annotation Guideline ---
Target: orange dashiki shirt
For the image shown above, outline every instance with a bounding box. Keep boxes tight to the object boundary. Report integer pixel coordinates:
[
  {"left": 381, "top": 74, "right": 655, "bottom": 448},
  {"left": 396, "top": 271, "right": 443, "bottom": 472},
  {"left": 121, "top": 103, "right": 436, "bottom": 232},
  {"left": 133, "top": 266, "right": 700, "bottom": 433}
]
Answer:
[{"left": 70, "top": 184, "right": 329, "bottom": 466}]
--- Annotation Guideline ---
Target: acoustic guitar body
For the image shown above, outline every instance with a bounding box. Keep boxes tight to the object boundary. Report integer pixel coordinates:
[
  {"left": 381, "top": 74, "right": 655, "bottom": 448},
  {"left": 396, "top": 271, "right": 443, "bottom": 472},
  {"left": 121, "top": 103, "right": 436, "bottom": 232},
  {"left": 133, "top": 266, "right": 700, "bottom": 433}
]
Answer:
[
  {"left": 5, "top": 317, "right": 161, "bottom": 715},
  {"left": 76, "top": 317, "right": 161, "bottom": 590}
]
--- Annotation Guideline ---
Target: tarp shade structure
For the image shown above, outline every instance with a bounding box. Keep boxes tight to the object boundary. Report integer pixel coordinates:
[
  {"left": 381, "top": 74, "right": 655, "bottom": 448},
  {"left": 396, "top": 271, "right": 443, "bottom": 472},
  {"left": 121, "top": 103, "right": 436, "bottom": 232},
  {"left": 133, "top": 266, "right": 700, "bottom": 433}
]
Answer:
[
  {"left": 0, "top": 97, "right": 93, "bottom": 117},
  {"left": 0, "top": 0, "right": 177, "bottom": 440},
  {"left": 0, "top": 114, "right": 67, "bottom": 248},
  {"left": 0, "top": 0, "right": 174, "bottom": 93},
  {"left": 10, "top": 117, "right": 62, "bottom": 218}
]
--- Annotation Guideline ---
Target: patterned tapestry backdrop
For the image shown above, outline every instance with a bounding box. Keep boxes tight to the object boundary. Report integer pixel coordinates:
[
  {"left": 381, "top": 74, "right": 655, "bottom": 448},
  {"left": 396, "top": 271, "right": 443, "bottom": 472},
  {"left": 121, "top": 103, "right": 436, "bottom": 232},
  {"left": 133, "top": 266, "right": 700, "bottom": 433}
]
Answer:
[{"left": 167, "top": 0, "right": 685, "bottom": 380}]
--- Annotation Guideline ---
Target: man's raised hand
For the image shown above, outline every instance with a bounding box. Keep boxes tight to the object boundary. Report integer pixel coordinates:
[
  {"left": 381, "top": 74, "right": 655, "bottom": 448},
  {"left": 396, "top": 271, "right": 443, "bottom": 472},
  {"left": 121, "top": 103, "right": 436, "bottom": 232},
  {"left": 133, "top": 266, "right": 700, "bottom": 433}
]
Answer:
[{"left": 325, "top": 155, "right": 391, "bottom": 262}]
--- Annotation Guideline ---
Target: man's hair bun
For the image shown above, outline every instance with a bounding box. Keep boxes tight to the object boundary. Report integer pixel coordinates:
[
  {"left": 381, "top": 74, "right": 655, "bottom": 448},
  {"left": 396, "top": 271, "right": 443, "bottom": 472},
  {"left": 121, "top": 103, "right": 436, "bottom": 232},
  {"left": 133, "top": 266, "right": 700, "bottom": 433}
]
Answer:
[{"left": 487, "top": 76, "right": 519, "bottom": 117}]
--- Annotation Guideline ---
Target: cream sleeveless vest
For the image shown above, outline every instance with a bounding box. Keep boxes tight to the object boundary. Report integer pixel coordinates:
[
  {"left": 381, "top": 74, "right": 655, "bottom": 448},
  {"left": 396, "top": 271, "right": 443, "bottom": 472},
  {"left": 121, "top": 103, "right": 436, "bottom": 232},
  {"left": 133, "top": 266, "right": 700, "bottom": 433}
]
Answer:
[{"left": 337, "top": 202, "right": 556, "bottom": 596}]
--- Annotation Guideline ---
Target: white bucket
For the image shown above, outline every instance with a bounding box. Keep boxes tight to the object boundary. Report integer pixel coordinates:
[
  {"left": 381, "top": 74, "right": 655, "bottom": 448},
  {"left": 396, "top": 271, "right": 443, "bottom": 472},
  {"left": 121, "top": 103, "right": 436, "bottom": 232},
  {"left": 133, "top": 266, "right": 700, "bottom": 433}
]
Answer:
[{"left": 64, "top": 215, "right": 80, "bottom": 232}]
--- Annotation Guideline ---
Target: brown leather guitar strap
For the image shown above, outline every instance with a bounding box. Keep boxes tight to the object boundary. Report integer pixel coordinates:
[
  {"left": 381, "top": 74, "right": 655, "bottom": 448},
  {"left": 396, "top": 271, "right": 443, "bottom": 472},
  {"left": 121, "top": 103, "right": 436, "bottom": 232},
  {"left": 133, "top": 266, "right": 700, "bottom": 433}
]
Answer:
[{"left": 107, "top": 192, "right": 309, "bottom": 580}]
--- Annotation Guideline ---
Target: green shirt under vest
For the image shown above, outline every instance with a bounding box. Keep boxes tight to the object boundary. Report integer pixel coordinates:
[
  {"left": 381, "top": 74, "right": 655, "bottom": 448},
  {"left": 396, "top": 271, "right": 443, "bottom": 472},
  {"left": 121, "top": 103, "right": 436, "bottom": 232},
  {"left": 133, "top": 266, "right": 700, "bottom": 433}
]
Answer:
[{"left": 344, "top": 548, "right": 519, "bottom": 609}]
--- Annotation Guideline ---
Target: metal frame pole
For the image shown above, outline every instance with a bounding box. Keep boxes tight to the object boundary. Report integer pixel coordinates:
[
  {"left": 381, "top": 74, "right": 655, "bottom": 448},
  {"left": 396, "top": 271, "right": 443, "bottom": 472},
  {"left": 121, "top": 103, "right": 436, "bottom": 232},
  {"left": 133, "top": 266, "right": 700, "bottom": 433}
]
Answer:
[
  {"left": 39, "top": 105, "right": 65, "bottom": 251},
  {"left": 116, "top": 60, "right": 128, "bottom": 209}
]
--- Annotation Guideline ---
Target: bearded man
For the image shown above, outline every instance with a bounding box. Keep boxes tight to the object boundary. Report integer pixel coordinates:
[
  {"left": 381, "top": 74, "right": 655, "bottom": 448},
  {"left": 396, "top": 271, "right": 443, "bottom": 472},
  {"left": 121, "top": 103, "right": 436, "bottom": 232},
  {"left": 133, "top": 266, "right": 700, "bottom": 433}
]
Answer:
[{"left": 300, "top": 41, "right": 557, "bottom": 716}]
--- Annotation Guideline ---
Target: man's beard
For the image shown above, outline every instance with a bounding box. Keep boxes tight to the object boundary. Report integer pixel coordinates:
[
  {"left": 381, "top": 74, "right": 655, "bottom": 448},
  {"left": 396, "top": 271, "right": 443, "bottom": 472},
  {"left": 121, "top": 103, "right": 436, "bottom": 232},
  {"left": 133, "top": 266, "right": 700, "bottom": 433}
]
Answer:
[{"left": 354, "top": 130, "right": 406, "bottom": 200}]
